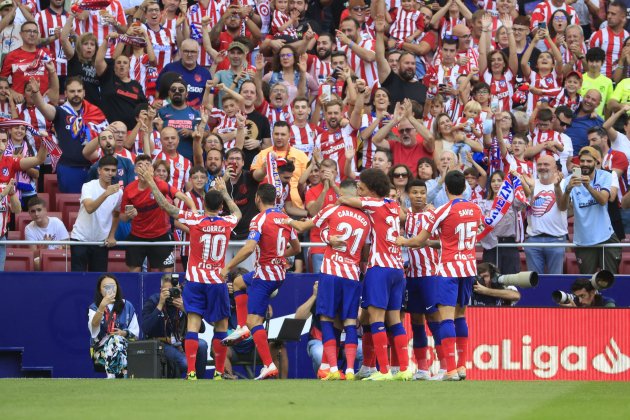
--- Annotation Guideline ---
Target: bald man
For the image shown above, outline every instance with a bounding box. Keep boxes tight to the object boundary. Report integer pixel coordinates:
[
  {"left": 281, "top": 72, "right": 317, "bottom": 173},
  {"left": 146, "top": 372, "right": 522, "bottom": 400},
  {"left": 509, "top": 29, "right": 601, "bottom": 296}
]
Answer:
[
  {"left": 524, "top": 154, "right": 568, "bottom": 274},
  {"left": 452, "top": 24, "right": 478, "bottom": 72},
  {"left": 565, "top": 89, "right": 605, "bottom": 155}
]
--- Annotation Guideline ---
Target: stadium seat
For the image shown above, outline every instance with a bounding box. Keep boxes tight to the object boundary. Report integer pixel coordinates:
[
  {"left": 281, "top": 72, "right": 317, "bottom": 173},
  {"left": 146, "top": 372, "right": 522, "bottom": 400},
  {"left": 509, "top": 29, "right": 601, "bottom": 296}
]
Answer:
[
  {"left": 55, "top": 194, "right": 81, "bottom": 227},
  {"left": 108, "top": 250, "right": 127, "bottom": 272},
  {"left": 32, "top": 193, "right": 49, "bottom": 208},
  {"left": 5, "top": 248, "right": 35, "bottom": 271},
  {"left": 565, "top": 252, "right": 580, "bottom": 274},
  {"left": 40, "top": 249, "right": 71, "bottom": 272},
  {"left": 68, "top": 211, "right": 79, "bottom": 232},
  {"left": 15, "top": 211, "right": 63, "bottom": 234},
  {"left": 43, "top": 174, "right": 58, "bottom": 209},
  {"left": 7, "top": 230, "right": 23, "bottom": 244},
  {"left": 620, "top": 258, "right": 630, "bottom": 275}
]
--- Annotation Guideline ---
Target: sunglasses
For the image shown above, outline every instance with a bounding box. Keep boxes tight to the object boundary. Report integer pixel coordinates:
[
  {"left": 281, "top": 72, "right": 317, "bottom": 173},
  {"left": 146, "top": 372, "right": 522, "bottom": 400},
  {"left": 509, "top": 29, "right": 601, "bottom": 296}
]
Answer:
[
  {"left": 393, "top": 173, "right": 408, "bottom": 178},
  {"left": 399, "top": 128, "right": 415, "bottom": 134},
  {"left": 170, "top": 87, "right": 186, "bottom": 93},
  {"left": 351, "top": 6, "right": 369, "bottom": 11},
  {"left": 280, "top": 53, "right": 294, "bottom": 59},
  {"left": 443, "top": 34, "right": 459, "bottom": 41}
]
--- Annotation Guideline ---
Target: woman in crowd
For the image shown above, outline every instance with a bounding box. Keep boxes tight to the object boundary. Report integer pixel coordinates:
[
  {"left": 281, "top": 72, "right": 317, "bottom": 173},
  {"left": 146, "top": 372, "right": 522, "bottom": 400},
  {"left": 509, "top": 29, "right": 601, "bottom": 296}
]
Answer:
[
  {"left": 61, "top": 15, "right": 100, "bottom": 103},
  {"left": 388, "top": 164, "right": 413, "bottom": 209},
  {"left": 262, "top": 44, "right": 318, "bottom": 103},
  {"left": 88, "top": 274, "right": 139, "bottom": 379},
  {"left": 416, "top": 157, "right": 438, "bottom": 182}
]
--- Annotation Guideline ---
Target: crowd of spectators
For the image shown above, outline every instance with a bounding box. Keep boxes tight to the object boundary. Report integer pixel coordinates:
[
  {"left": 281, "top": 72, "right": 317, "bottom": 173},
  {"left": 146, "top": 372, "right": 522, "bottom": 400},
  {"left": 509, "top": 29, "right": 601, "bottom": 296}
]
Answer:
[{"left": 0, "top": 0, "right": 630, "bottom": 276}]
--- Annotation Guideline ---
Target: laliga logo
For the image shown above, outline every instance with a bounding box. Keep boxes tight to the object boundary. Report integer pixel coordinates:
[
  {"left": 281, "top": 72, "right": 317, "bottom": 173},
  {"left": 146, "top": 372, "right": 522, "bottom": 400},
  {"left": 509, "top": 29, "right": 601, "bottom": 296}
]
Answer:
[{"left": 592, "top": 338, "right": 630, "bottom": 374}]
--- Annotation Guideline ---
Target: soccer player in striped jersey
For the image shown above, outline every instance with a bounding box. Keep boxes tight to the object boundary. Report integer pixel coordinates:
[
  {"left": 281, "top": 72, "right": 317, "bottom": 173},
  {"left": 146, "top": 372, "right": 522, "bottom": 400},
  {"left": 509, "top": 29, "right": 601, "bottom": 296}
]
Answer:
[
  {"left": 220, "top": 184, "right": 301, "bottom": 380},
  {"left": 403, "top": 178, "right": 445, "bottom": 380},
  {"left": 285, "top": 180, "right": 371, "bottom": 380},
  {"left": 397, "top": 171, "right": 483, "bottom": 381},
  {"left": 137, "top": 165, "right": 242, "bottom": 381},
  {"left": 337, "top": 168, "right": 410, "bottom": 381},
  {"left": 175, "top": 166, "right": 207, "bottom": 271}
]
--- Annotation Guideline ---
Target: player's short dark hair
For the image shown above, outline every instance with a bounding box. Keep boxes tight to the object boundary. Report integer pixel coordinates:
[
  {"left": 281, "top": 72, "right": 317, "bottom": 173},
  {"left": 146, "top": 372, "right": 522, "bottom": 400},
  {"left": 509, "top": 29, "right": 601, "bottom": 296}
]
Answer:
[
  {"left": 330, "top": 51, "right": 347, "bottom": 62},
  {"left": 405, "top": 178, "right": 426, "bottom": 193},
  {"left": 204, "top": 189, "right": 224, "bottom": 212},
  {"left": 586, "top": 47, "right": 605, "bottom": 63},
  {"left": 21, "top": 21, "right": 38, "bottom": 32},
  {"left": 609, "top": 1, "right": 626, "bottom": 12},
  {"left": 273, "top": 120, "right": 290, "bottom": 132},
  {"left": 257, "top": 184, "right": 278, "bottom": 205},
  {"left": 340, "top": 179, "right": 357, "bottom": 190},
  {"left": 135, "top": 154, "right": 152, "bottom": 165},
  {"left": 278, "top": 159, "right": 295, "bottom": 174},
  {"left": 571, "top": 278, "right": 595, "bottom": 292},
  {"left": 99, "top": 155, "right": 118, "bottom": 168},
  {"left": 444, "top": 170, "right": 466, "bottom": 195},
  {"left": 27, "top": 196, "right": 47, "bottom": 210},
  {"left": 190, "top": 165, "right": 206, "bottom": 177},
  {"left": 359, "top": 168, "right": 391, "bottom": 198}
]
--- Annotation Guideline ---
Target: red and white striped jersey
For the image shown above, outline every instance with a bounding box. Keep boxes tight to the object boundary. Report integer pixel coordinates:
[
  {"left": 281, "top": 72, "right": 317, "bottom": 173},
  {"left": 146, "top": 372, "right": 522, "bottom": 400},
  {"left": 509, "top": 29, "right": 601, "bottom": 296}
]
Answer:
[
  {"left": 175, "top": 190, "right": 204, "bottom": 257},
  {"left": 209, "top": 107, "right": 237, "bottom": 149},
  {"left": 161, "top": 13, "right": 178, "bottom": 33},
  {"left": 307, "top": 55, "right": 333, "bottom": 85},
  {"left": 271, "top": 9, "right": 297, "bottom": 38},
  {"left": 503, "top": 153, "right": 534, "bottom": 178},
  {"left": 18, "top": 103, "right": 58, "bottom": 165},
  {"left": 339, "top": 38, "right": 379, "bottom": 88},
  {"left": 424, "top": 63, "right": 464, "bottom": 119},
  {"left": 527, "top": 69, "right": 562, "bottom": 113},
  {"left": 257, "top": 100, "right": 294, "bottom": 127},
  {"left": 359, "top": 197, "right": 404, "bottom": 269},
  {"left": 152, "top": 151, "right": 191, "bottom": 192},
  {"left": 562, "top": 42, "right": 587, "bottom": 73},
  {"left": 0, "top": 100, "right": 11, "bottom": 119},
  {"left": 315, "top": 124, "right": 356, "bottom": 182},
  {"left": 179, "top": 210, "right": 238, "bottom": 283},
  {"left": 146, "top": 24, "right": 176, "bottom": 72},
  {"left": 550, "top": 89, "right": 581, "bottom": 113},
  {"left": 423, "top": 114, "right": 436, "bottom": 131},
  {"left": 359, "top": 113, "right": 388, "bottom": 169},
  {"left": 388, "top": 8, "right": 422, "bottom": 41},
  {"left": 483, "top": 69, "right": 514, "bottom": 112},
  {"left": 187, "top": 0, "right": 227, "bottom": 66},
  {"left": 438, "top": 16, "right": 465, "bottom": 39},
  {"left": 426, "top": 198, "right": 483, "bottom": 278},
  {"left": 456, "top": 116, "right": 483, "bottom": 144},
  {"left": 247, "top": 208, "right": 298, "bottom": 281},
  {"left": 312, "top": 204, "right": 371, "bottom": 281},
  {"left": 289, "top": 123, "right": 318, "bottom": 159},
  {"left": 0, "top": 189, "right": 11, "bottom": 236},
  {"left": 589, "top": 27, "right": 630, "bottom": 78},
  {"left": 405, "top": 209, "right": 439, "bottom": 278},
  {"left": 74, "top": 0, "right": 127, "bottom": 58},
  {"left": 133, "top": 130, "right": 162, "bottom": 154},
  {"left": 602, "top": 149, "right": 629, "bottom": 199},
  {"left": 528, "top": 128, "right": 563, "bottom": 161},
  {"left": 531, "top": 1, "right": 579, "bottom": 30},
  {"left": 129, "top": 53, "right": 150, "bottom": 93},
  {"left": 36, "top": 9, "right": 68, "bottom": 76},
  {"left": 95, "top": 147, "right": 137, "bottom": 163}
]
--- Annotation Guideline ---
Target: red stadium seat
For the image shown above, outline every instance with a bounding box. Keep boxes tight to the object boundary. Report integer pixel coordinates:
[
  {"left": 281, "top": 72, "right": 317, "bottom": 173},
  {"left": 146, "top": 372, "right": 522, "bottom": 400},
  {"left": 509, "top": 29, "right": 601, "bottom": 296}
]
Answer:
[
  {"left": 565, "top": 252, "right": 580, "bottom": 274},
  {"left": 16, "top": 211, "right": 63, "bottom": 234},
  {"left": 108, "top": 250, "right": 127, "bottom": 272},
  {"left": 67, "top": 211, "right": 79, "bottom": 232},
  {"left": 7, "top": 230, "right": 23, "bottom": 244},
  {"left": 620, "top": 258, "right": 630, "bottom": 275},
  {"left": 26, "top": 193, "right": 49, "bottom": 209},
  {"left": 5, "top": 248, "right": 35, "bottom": 271},
  {"left": 43, "top": 174, "right": 58, "bottom": 209},
  {"left": 40, "top": 249, "right": 71, "bottom": 272},
  {"left": 55, "top": 194, "right": 81, "bottom": 227}
]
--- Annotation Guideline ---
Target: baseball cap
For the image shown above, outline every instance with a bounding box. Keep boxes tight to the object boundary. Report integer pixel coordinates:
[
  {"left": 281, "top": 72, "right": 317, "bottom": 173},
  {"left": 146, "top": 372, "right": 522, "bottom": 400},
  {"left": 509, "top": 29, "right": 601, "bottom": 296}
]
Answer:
[
  {"left": 228, "top": 41, "right": 249, "bottom": 54},
  {"left": 579, "top": 146, "right": 602, "bottom": 163},
  {"left": 0, "top": 0, "right": 13, "bottom": 9},
  {"left": 566, "top": 70, "right": 582, "bottom": 80}
]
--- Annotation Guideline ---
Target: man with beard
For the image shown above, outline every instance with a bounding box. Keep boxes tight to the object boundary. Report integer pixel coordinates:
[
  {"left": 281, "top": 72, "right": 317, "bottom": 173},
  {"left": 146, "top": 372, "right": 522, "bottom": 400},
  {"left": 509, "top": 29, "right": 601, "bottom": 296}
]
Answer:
[
  {"left": 83, "top": 127, "right": 136, "bottom": 187},
  {"left": 564, "top": 89, "right": 604, "bottom": 155},
  {"left": 30, "top": 76, "right": 108, "bottom": 193},
  {"left": 153, "top": 127, "right": 192, "bottom": 193},
  {"left": 239, "top": 80, "right": 271, "bottom": 169},
  {"left": 158, "top": 79, "right": 200, "bottom": 162},
  {"left": 212, "top": 41, "right": 254, "bottom": 107},
  {"left": 374, "top": 15, "right": 426, "bottom": 112},
  {"left": 208, "top": 5, "right": 261, "bottom": 58},
  {"left": 204, "top": 148, "right": 225, "bottom": 190},
  {"left": 290, "top": 96, "right": 318, "bottom": 159},
  {"left": 336, "top": 17, "right": 378, "bottom": 88},
  {"left": 314, "top": 100, "right": 358, "bottom": 182},
  {"left": 557, "top": 147, "right": 621, "bottom": 274},
  {"left": 290, "top": 0, "right": 322, "bottom": 36},
  {"left": 307, "top": 33, "right": 335, "bottom": 86},
  {"left": 157, "top": 39, "right": 211, "bottom": 108},
  {"left": 524, "top": 155, "right": 568, "bottom": 274}
]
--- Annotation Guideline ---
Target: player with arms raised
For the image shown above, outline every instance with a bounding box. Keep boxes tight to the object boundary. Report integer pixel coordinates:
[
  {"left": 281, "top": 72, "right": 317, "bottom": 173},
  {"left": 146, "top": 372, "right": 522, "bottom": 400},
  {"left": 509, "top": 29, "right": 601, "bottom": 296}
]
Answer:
[
  {"left": 285, "top": 180, "right": 370, "bottom": 380},
  {"left": 136, "top": 167, "right": 242, "bottom": 381},
  {"left": 397, "top": 171, "right": 483, "bottom": 381},
  {"left": 337, "top": 168, "right": 411, "bottom": 381},
  {"left": 220, "top": 184, "right": 301, "bottom": 380}
]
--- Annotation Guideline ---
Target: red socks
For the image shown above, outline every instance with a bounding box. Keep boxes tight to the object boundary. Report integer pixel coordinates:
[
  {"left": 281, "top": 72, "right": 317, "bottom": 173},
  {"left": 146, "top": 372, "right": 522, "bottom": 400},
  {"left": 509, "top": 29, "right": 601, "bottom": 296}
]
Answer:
[
  {"left": 436, "top": 344, "right": 446, "bottom": 370},
  {"left": 323, "top": 340, "right": 338, "bottom": 371},
  {"left": 234, "top": 293, "right": 248, "bottom": 327},
  {"left": 345, "top": 344, "right": 357, "bottom": 372},
  {"left": 456, "top": 337, "right": 469, "bottom": 369},
  {"left": 442, "top": 337, "right": 457, "bottom": 372},
  {"left": 362, "top": 331, "right": 375, "bottom": 368},
  {"left": 252, "top": 327, "right": 273, "bottom": 366},
  {"left": 387, "top": 333, "right": 399, "bottom": 367},
  {"left": 414, "top": 346, "right": 429, "bottom": 371},
  {"left": 212, "top": 339, "right": 227, "bottom": 375},
  {"left": 185, "top": 339, "right": 198, "bottom": 375},
  {"left": 393, "top": 334, "right": 409, "bottom": 371},
  {"left": 372, "top": 331, "right": 389, "bottom": 374}
]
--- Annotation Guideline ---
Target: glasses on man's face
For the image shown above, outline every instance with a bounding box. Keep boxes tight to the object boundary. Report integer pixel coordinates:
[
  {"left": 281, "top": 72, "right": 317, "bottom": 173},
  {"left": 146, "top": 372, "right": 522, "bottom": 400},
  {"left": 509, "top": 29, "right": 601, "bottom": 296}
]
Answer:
[
  {"left": 443, "top": 34, "right": 459, "bottom": 41},
  {"left": 399, "top": 128, "right": 415, "bottom": 134},
  {"left": 280, "top": 53, "right": 294, "bottom": 59},
  {"left": 393, "top": 172, "right": 408, "bottom": 178},
  {"left": 513, "top": 27, "right": 528, "bottom": 33},
  {"left": 182, "top": 50, "right": 197, "bottom": 55},
  {"left": 351, "top": 6, "right": 368, "bottom": 12},
  {"left": 170, "top": 87, "right": 186, "bottom": 93},
  {"left": 22, "top": 29, "right": 38, "bottom": 35}
]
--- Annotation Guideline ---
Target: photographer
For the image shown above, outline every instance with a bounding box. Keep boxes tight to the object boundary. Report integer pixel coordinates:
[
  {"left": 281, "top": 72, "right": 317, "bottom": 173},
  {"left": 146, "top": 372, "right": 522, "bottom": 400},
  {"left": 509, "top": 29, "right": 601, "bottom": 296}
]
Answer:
[
  {"left": 471, "top": 263, "right": 521, "bottom": 307},
  {"left": 142, "top": 274, "right": 208, "bottom": 379},
  {"left": 557, "top": 279, "right": 616, "bottom": 308}
]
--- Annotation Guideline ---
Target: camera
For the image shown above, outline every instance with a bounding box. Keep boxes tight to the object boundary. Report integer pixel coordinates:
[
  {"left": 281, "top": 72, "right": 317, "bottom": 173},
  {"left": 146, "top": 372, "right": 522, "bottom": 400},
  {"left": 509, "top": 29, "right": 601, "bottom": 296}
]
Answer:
[
  {"left": 552, "top": 290, "right": 577, "bottom": 304},
  {"left": 166, "top": 274, "right": 181, "bottom": 305},
  {"left": 476, "top": 264, "right": 539, "bottom": 289}
]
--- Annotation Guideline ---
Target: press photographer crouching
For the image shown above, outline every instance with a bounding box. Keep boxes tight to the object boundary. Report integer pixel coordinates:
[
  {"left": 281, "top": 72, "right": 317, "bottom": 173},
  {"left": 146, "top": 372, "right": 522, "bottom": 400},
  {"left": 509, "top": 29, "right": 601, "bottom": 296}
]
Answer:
[
  {"left": 470, "top": 263, "right": 538, "bottom": 306},
  {"left": 553, "top": 276, "right": 616, "bottom": 308},
  {"left": 142, "top": 274, "right": 209, "bottom": 378}
]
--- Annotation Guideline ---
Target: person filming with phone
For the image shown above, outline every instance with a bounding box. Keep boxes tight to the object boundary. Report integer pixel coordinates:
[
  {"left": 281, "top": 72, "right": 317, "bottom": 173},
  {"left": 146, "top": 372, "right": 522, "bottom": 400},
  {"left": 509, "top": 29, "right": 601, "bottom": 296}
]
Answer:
[
  {"left": 556, "top": 146, "right": 621, "bottom": 274},
  {"left": 142, "top": 273, "right": 209, "bottom": 378}
]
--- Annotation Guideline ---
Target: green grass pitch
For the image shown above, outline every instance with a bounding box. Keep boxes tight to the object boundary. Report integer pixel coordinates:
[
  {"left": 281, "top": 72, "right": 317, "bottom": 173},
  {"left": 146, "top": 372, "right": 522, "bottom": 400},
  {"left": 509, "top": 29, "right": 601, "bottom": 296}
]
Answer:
[{"left": 2, "top": 379, "right": 629, "bottom": 419}]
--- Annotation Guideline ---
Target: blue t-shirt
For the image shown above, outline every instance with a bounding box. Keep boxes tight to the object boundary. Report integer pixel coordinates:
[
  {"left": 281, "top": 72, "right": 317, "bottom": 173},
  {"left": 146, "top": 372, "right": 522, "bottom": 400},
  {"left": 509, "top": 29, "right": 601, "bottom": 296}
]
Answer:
[
  {"left": 565, "top": 113, "right": 604, "bottom": 156},
  {"left": 157, "top": 61, "right": 211, "bottom": 108},
  {"left": 158, "top": 104, "right": 200, "bottom": 162},
  {"left": 570, "top": 169, "right": 614, "bottom": 246},
  {"left": 53, "top": 106, "right": 93, "bottom": 168}
]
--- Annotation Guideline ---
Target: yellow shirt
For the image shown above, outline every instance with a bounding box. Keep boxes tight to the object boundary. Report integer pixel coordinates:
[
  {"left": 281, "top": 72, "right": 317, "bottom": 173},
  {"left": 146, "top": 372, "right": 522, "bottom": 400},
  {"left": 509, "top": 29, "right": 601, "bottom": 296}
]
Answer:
[
  {"left": 579, "top": 73, "right": 614, "bottom": 117},
  {"left": 610, "top": 78, "right": 630, "bottom": 105},
  {"left": 250, "top": 146, "right": 309, "bottom": 208}
]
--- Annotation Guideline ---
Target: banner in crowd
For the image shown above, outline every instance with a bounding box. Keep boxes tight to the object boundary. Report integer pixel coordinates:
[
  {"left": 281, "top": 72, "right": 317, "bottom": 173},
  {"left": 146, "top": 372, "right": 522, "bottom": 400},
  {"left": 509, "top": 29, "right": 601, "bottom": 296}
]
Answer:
[{"left": 464, "top": 308, "right": 630, "bottom": 381}]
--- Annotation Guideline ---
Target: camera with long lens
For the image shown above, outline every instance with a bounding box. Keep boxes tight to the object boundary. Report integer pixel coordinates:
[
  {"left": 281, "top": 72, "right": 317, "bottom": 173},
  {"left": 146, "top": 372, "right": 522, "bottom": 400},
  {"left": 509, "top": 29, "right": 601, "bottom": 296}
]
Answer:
[
  {"left": 476, "top": 263, "right": 539, "bottom": 288},
  {"left": 166, "top": 274, "right": 181, "bottom": 305},
  {"left": 551, "top": 270, "right": 614, "bottom": 305},
  {"left": 552, "top": 290, "right": 578, "bottom": 304}
]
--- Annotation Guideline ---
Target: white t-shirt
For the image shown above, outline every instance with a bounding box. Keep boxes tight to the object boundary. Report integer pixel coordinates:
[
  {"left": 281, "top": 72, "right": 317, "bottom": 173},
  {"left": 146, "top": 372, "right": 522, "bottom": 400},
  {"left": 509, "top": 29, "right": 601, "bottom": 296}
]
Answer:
[
  {"left": 0, "top": 9, "right": 26, "bottom": 61},
  {"left": 71, "top": 180, "right": 122, "bottom": 242},
  {"left": 526, "top": 179, "right": 568, "bottom": 237},
  {"left": 558, "top": 133, "right": 574, "bottom": 177},
  {"left": 612, "top": 131, "right": 630, "bottom": 162},
  {"left": 24, "top": 217, "right": 69, "bottom": 249}
]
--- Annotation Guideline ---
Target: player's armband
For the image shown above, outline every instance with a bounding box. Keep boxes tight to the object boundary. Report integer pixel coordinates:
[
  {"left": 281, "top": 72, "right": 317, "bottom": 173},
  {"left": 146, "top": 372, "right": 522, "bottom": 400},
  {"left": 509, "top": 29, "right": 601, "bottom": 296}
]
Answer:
[{"left": 247, "top": 230, "right": 261, "bottom": 242}]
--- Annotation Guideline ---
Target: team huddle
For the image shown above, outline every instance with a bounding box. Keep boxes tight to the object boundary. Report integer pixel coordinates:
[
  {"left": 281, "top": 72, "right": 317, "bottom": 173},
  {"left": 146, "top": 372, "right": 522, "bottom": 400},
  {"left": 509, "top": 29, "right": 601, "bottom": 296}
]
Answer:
[{"left": 148, "top": 162, "right": 482, "bottom": 381}]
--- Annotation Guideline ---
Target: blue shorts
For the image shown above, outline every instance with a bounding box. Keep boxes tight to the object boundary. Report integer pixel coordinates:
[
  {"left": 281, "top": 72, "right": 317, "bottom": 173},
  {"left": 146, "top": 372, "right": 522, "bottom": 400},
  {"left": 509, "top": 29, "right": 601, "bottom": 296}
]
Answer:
[
  {"left": 316, "top": 273, "right": 362, "bottom": 320},
  {"left": 406, "top": 276, "right": 440, "bottom": 314},
  {"left": 362, "top": 266, "right": 406, "bottom": 311},
  {"left": 242, "top": 271, "right": 283, "bottom": 317},
  {"left": 437, "top": 276, "right": 474, "bottom": 307},
  {"left": 183, "top": 281, "right": 230, "bottom": 322}
]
